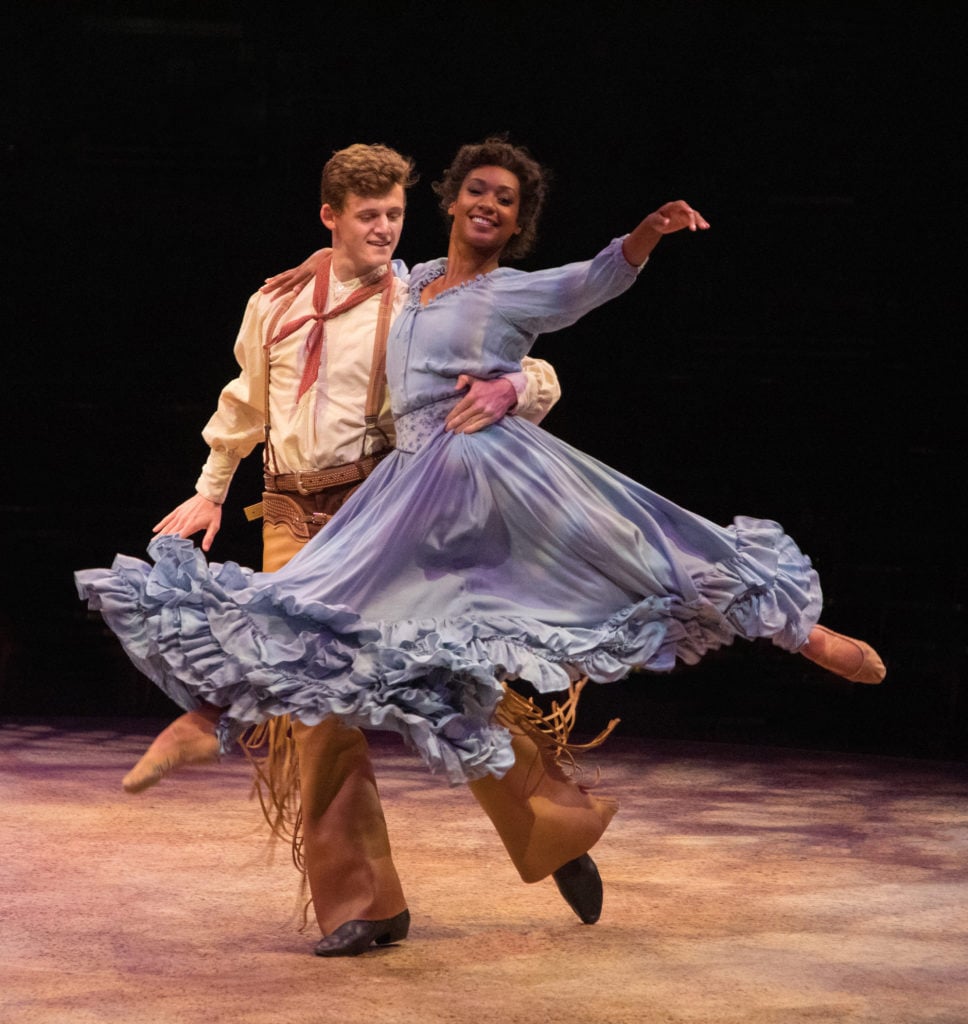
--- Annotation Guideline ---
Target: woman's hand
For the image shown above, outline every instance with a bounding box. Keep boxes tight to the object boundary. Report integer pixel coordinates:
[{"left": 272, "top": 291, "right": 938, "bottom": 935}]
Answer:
[
  {"left": 623, "top": 201, "right": 709, "bottom": 265},
  {"left": 644, "top": 200, "right": 710, "bottom": 234}
]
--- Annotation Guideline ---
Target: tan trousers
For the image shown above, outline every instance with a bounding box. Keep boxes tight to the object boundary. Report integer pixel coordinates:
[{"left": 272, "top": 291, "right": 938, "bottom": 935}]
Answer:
[{"left": 262, "top": 501, "right": 617, "bottom": 935}]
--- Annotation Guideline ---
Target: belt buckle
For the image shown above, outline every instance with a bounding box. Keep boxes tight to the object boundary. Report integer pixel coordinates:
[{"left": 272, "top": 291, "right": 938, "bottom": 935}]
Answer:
[{"left": 295, "top": 471, "right": 315, "bottom": 496}]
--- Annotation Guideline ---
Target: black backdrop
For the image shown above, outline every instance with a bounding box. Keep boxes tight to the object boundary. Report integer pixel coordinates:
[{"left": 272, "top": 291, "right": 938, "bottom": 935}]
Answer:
[{"left": 2, "top": 2, "right": 964, "bottom": 760}]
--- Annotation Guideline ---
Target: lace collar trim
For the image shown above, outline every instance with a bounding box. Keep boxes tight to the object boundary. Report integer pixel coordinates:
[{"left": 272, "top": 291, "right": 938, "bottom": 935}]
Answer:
[{"left": 408, "top": 260, "right": 497, "bottom": 308}]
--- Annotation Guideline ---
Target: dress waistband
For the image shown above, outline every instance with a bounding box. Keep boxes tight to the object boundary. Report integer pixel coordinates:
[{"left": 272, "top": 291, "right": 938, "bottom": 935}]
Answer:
[{"left": 394, "top": 395, "right": 461, "bottom": 453}]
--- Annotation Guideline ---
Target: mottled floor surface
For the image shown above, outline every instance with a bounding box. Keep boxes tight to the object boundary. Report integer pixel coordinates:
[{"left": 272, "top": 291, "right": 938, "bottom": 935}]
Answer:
[{"left": 1, "top": 718, "right": 966, "bottom": 1024}]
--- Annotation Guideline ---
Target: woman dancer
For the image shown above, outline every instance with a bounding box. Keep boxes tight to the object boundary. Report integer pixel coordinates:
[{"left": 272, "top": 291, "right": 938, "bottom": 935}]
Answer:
[{"left": 77, "top": 138, "right": 884, "bottom": 788}]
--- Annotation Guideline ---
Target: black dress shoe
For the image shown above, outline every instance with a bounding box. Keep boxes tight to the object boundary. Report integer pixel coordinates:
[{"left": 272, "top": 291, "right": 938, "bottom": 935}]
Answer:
[
  {"left": 552, "top": 853, "right": 603, "bottom": 924},
  {"left": 314, "top": 909, "right": 411, "bottom": 957}
]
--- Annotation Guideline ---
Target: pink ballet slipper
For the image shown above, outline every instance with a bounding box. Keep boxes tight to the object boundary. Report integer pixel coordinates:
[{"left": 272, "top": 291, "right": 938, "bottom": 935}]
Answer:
[
  {"left": 122, "top": 710, "right": 220, "bottom": 793},
  {"left": 802, "top": 625, "right": 886, "bottom": 684}
]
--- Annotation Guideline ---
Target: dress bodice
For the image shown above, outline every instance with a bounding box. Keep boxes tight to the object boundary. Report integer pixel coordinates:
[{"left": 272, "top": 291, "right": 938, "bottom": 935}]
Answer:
[{"left": 386, "top": 237, "right": 642, "bottom": 421}]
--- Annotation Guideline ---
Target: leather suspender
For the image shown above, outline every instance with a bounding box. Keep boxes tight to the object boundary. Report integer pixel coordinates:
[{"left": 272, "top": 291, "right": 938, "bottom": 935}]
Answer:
[{"left": 363, "top": 276, "right": 394, "bottom": 454}]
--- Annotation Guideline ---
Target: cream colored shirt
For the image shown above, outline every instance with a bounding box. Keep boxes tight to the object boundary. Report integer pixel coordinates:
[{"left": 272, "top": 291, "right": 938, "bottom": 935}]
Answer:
[{"left": 195, "top": 269, "right": 561, "bottom": 504}]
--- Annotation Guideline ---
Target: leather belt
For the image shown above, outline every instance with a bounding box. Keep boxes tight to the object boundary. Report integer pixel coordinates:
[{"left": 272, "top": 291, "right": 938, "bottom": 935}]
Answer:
[{"left": 264, "top": 448, "right": 391, "bottom": 496}]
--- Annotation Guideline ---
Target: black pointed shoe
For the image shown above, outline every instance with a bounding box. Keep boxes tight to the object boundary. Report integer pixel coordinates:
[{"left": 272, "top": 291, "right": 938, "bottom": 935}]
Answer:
[
  {"left": 313, "top": 909, "right": 411, "bottom": 957},
  {"left": 552, "top": 853, "right": 603, "bottom": 924}
]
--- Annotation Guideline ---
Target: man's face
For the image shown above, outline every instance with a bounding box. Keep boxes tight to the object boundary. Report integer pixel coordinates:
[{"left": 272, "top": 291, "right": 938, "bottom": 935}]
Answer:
[{"left": 321, "top": 185, "right": 406, "bottom": 281}]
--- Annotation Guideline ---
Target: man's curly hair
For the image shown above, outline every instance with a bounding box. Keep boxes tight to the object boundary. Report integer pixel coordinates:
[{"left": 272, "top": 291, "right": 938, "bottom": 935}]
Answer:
[{"left": 321, "top": 143, "right": 418, "bottom": 211}]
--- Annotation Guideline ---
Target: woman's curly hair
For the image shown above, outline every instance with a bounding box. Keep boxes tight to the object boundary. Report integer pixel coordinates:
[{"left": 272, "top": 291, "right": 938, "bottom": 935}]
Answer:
[{"left": 432, "top": 136, "right": 550, "bottom": 261}]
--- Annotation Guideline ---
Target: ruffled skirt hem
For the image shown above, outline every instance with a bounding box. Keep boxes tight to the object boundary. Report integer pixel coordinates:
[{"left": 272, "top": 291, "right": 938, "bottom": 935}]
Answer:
[{"left": 76, "top": 506, "right": 820, "bottom": 784}]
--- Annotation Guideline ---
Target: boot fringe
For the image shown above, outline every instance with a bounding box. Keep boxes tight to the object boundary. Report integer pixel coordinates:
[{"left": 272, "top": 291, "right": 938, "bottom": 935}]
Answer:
[
  {"left": 239, "top": 716, "right": 312, "bottom": 929},
  {"left": 494, "top": 678, "right": 619, "bottom": 787}
]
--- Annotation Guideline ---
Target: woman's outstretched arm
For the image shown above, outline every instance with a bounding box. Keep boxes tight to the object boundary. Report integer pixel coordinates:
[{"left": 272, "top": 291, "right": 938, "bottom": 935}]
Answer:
[{"left": 621, "top": 200, "right": 710, "bottom": 266}]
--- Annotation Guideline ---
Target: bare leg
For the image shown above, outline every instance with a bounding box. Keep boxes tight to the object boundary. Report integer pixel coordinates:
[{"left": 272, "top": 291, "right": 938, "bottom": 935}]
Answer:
[
  {"left": 122, "top": 704, "right": 222, "bottom": 793},
  {"left": 799, "top": 625, "right": 886, "bottom": 684}
]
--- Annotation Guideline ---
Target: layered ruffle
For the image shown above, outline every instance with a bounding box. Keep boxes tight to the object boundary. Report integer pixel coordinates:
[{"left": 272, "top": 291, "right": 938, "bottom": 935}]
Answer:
[
  {"left": 76, "top": 493, "right": 820, "bottom": 784},
  {"left": 77, "top": 537, "right": 513, "bottom": 783}
]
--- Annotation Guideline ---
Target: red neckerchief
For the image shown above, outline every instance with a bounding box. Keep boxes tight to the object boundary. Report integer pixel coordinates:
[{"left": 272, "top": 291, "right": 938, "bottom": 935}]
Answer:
[{"left": 267, "top": 250, "right": 393, "bottom": 400}]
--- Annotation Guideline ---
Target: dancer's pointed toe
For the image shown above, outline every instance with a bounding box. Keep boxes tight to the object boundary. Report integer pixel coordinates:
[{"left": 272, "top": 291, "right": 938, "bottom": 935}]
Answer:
[
  {"left": 122, "top": 710, "right": 220, "bottom": 793},
  {"left": 804, "top": 625, "right": 886, "bottom": 685},
  {"left": 842, "top": 639, "right": 886, "bottom": 684}
]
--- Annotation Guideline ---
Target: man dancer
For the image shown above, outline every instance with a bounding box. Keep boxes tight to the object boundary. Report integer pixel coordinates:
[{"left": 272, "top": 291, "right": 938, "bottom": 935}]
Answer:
[{"left": 124, "top": 144, "right": 618, "bottom": 956}]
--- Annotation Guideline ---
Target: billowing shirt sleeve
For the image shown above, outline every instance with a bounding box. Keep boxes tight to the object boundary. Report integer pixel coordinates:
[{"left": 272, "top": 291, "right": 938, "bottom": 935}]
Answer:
[
  {"left": 194, "top": 290, "right": 273, "bottom": 504},
  {"left": 512, "top": 357, "right": 561, "bottom": 424}
]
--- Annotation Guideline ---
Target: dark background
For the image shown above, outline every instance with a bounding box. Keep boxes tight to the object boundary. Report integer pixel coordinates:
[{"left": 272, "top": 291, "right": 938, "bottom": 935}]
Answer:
[{"left": 1, "top": 3, "right": 964, "bottom": 760}]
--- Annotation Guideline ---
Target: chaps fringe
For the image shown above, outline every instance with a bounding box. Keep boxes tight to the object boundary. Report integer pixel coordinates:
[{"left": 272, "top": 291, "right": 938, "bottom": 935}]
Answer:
[
  {"left": 494, "top": 677, "right": 620, "bottom": 787},
  {"left": 239, "top": 716, "right": 312, "bottom": 928},
  {"left": 238, "top": 679, "right": 619, "bottom": 927}
]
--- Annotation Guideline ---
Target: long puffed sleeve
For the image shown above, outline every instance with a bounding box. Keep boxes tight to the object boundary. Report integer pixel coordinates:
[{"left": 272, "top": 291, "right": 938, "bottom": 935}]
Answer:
[{"left": 495, "top": 237, "right": 643, "bottom": 341}]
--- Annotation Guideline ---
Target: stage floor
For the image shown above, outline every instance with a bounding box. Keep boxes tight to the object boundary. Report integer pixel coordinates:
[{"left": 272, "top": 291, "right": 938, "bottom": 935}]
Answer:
[{"left": 1, "top": 718, "right": 966, "bottom": 1024}]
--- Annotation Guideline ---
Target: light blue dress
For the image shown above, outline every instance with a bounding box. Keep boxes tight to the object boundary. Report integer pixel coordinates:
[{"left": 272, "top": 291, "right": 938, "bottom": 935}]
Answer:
[{"left": 76, "top": 239, "right": 822, "bottom": 783}]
